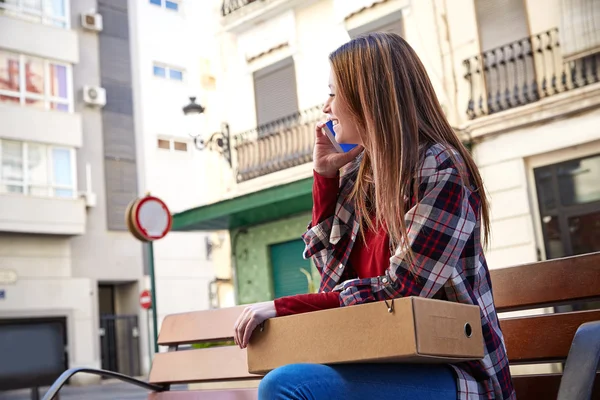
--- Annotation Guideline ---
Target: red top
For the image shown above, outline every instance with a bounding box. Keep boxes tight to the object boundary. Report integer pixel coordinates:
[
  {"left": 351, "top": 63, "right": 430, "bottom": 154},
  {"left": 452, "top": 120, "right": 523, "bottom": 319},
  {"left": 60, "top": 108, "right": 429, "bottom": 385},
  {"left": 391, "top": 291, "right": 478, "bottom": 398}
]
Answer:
[{"left": 274, "top": 171, "right": 391, "bottom": 317}]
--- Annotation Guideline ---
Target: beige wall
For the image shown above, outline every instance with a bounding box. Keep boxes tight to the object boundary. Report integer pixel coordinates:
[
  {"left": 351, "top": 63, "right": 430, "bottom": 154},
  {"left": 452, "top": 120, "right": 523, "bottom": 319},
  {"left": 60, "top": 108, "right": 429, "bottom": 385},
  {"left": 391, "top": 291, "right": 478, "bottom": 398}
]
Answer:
[
  {"left": 474, "top": 102, "right": 600, "bottom": 268},
  {"left": 0, "top": 105, "right": 83, "bottom": 148},
  {"left": 210, "top": 0, "right": 600, "bottom": 274},
  {"left": 0, "top": 195, "right": 86, "bottom": 235},
  {"left": 0, "top": 15, "right": 79, "bottom": 63},
  {"left": 0, "top": 234, "right": 98, "bottom": 383},
  {"left": 130, "top": 1, "right": 226, "bottom": 359},
  {"left": 524, "top": 0, "right": 560, "bottom": 34},
  {"left": 153, "top": 232, "right": 216, "bottom": 322}
]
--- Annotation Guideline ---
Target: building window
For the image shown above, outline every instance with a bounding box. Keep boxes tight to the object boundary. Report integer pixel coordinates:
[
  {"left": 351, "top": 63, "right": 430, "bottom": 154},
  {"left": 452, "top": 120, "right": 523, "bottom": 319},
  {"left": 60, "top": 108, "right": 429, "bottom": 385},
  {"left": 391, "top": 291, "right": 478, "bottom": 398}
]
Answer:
[
  {"left": 149, "top": 0, "right": 179, "bottom": 12},
  {"left": 0, "top": 139, "right": 76, "bottom": 198},
  {"left": 534, "top": 153, "right": 600, "bottom": 259},
  {"left": 157, "top": 138, "right": 189, "bottom": 152},
  {"left": 153, "top": 65, "right": 166, "bottom": 78},
  {"left": 0, "top": 50, "right": 72, "bottom": 112},
  {"left": 157, "top": 139, "right": 171, "bottom": 149},
  {"left": 0, "top": 0, "right": 69, "bottom": 28},
  {"left": 253, "top": 57, "right": 299, "bottom": 126},
  {"left": 559, "top": 0, "right": 600, "bottom": 61},
  {"left": 347, "top": 10, "right": 404, "bottom": 39},
  {"left": 173, "top": 141, "right": 187, "bottom": 151},
  {"left": 152, "top": 63, "right": 184, "bottom": 81}
]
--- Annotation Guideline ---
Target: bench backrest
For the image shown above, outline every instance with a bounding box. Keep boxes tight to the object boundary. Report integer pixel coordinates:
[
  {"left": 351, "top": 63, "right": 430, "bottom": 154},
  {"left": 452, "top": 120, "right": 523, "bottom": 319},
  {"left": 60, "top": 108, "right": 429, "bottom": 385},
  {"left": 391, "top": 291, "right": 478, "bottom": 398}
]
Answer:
[
  {"left": 148, "top": 252, "right": 600, "bottom": 397},
  {"left": 149, "top": 306, "right": 257, "bottom": 387},
  {"left": 490, "top": 251, "right": 600, "bottom": 399}
]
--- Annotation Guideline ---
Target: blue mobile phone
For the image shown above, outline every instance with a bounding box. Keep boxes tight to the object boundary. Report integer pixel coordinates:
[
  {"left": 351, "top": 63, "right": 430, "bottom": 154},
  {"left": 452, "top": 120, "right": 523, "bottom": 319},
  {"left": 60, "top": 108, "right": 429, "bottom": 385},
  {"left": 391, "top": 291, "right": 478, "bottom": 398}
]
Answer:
[{"left": 322, "top": 120, "right": 358, "bottom": 153}]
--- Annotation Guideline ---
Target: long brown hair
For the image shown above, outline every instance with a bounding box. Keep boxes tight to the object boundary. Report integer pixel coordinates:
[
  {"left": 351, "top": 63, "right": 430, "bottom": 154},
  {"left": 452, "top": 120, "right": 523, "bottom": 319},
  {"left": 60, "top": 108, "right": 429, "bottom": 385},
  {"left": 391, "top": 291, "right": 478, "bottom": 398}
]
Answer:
[{"left": 329, "top": 32, "right": 490, "bottom": 260}]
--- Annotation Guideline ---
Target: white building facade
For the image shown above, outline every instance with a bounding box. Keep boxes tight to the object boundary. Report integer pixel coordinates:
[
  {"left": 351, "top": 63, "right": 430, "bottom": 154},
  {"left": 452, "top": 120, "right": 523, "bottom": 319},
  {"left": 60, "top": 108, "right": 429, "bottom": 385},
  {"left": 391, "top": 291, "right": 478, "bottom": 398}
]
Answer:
[
  {"left": 175, "top": 0, "right": 600, "bottom": 346},
  {"left": 0, "top": 0, "right": 225, "bottom": 389}
]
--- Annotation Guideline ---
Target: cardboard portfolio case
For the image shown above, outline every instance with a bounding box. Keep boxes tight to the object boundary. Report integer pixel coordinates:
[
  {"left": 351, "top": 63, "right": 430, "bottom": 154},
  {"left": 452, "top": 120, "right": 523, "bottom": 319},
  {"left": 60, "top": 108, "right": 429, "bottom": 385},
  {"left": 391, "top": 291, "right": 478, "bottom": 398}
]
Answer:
[{"left": 247, "top": 297, "right": 484, "bottom": 374}]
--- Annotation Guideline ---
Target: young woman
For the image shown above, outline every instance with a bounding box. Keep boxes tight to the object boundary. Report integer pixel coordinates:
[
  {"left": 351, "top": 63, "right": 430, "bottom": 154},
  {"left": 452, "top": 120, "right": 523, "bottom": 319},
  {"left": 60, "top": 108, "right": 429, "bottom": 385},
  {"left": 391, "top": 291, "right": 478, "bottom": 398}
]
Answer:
[{"left": 234, "top": 32, "right": 515, "bottom": 400}]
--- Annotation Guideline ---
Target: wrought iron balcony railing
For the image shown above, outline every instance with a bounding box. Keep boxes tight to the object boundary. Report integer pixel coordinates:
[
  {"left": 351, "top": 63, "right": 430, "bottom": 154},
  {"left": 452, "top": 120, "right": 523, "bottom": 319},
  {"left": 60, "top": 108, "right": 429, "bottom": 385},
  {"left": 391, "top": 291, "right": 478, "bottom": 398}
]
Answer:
[
  {"left": 464, "top": 28, "right": 600, "bottom": 119},
  {"left": 233, "top": 105, "right": 322, "bottom": 183},
  {"left": 221, "top": 0, "right": 258, "bottom": 16}
]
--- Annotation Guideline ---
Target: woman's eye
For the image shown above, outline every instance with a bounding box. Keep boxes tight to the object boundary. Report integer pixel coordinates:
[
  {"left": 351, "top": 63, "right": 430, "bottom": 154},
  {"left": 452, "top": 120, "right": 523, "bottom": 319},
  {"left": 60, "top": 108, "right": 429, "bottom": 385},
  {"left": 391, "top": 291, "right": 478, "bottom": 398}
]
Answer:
[{"left": 329, "top": 93, "right": 335, "bottom": 97}]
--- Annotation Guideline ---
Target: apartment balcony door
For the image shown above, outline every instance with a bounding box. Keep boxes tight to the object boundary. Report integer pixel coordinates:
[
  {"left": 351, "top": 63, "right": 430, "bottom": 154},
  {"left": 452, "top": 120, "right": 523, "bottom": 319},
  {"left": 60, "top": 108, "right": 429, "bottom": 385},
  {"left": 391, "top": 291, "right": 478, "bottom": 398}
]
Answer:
[
  {"left": 534, "top": 153, "right": 600, "bottom": 311},
  {"left": 534, "top": 153, "right": 600, "bottom": 259}
]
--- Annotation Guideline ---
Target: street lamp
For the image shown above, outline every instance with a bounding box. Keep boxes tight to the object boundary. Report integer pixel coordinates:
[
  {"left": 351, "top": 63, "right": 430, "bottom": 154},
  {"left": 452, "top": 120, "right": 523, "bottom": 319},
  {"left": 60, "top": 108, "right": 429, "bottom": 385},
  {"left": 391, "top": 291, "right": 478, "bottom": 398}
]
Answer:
[{"left": 183, "top": 96, "right": 232, "bottom": 168}]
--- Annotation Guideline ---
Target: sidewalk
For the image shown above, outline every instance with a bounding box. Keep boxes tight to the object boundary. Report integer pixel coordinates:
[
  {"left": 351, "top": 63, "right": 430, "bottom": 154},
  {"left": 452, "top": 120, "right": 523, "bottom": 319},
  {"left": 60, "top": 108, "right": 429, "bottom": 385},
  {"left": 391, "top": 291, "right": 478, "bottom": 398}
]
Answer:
[{"left": 0, "top": 380, "right": 186, "bottom": 400}]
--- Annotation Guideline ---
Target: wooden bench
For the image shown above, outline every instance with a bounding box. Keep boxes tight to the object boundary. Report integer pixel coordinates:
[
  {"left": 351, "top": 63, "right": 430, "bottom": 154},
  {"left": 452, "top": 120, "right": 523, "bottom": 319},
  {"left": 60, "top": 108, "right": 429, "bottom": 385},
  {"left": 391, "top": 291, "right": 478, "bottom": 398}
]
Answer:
[
  {"left": 42, "top": 251, "right": 600, "bottom": 400},
  {"left": 491, "top": 251, "right": 600, "bottom": 400}
]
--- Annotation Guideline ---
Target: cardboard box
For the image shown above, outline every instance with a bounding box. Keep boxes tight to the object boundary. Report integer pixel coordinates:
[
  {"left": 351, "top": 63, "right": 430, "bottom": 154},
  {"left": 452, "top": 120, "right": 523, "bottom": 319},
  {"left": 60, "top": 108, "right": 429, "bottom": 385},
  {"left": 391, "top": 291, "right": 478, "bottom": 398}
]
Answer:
[{"left": 247, "top": 297, "right": 484, "bottom": 374}]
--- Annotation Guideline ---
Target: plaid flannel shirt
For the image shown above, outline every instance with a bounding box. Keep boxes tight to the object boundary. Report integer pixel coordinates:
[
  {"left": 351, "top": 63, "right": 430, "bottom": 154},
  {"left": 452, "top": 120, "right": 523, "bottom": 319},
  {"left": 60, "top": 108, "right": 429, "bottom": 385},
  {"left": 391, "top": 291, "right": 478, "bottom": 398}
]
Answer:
[{"left": 302, "top": 143, "right": 516, "bottom": 400}]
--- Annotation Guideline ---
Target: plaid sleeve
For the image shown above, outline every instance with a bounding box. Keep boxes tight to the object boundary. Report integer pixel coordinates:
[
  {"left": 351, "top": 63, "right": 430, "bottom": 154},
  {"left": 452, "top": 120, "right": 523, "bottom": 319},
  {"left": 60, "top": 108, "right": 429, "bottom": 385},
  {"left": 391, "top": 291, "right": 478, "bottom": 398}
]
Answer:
[
  {"left": 301, "top": 214, "right": 334, "bottom": 273},
  {"left": 302, "top": 174, "right": 352, "bottom": 275},
  {"left": 337, "top": 152, "right": 477, "bottom": 306}
]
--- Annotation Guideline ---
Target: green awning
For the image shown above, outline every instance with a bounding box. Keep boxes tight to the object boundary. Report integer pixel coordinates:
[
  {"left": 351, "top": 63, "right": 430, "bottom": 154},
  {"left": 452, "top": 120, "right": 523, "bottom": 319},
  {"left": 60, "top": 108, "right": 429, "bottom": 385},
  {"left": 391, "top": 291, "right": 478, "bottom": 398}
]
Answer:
[{"left": 172, "top": 177, "right": 313, "bottom": 231}]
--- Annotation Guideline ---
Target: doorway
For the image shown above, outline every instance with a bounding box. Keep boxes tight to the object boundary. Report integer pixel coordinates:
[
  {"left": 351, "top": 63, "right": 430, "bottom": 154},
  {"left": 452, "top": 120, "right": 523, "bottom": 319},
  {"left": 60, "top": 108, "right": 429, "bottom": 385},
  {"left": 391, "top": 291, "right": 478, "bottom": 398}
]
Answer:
[
  {"left": 269, "top": 239, "right": 314, "bottom": 299},
  {"left": 98, "top": 283, "right": 141, "bottom": 377},
  {"left": 534, "top": 152, "right": 600, "bottom": 311}
]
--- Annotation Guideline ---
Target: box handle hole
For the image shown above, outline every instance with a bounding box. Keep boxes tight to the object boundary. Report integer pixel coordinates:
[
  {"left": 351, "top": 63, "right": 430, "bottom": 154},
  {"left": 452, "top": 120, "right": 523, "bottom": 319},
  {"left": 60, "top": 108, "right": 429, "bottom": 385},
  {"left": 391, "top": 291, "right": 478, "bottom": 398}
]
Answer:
[{"left": 464, "top": 323, "right": 473, "bottom": 338}]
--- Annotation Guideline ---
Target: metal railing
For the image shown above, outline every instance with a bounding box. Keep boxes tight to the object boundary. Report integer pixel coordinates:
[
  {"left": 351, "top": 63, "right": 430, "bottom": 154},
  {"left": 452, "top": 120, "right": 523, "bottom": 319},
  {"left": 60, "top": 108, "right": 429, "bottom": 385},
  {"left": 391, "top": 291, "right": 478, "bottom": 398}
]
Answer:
[
  {"left": 233, "top": 105, "right": 323, "bottom": 183},
  {"left": 221, "top": 0, "right": 258, "bottom": 16},
  {"left": 464, "top": 28, "right": 600, "bottom": 119}
]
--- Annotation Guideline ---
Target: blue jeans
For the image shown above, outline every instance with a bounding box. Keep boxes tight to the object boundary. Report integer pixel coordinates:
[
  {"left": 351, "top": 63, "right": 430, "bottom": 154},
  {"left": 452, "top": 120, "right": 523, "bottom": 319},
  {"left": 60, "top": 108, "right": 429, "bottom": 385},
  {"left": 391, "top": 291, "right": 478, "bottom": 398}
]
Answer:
[{"left": 258, "top": 363, "right": 458, "bottom": 399}]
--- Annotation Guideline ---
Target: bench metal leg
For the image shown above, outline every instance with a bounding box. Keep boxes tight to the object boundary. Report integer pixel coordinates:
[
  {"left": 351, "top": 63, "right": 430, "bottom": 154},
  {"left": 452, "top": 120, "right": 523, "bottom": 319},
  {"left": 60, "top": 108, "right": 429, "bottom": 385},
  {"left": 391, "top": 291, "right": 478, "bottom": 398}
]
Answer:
[
  {"left": 41, "top": 367, "right": 166, "bottom": 400},
  {"left": 557, "top": 320, "right": 600, "bottom": 400}
]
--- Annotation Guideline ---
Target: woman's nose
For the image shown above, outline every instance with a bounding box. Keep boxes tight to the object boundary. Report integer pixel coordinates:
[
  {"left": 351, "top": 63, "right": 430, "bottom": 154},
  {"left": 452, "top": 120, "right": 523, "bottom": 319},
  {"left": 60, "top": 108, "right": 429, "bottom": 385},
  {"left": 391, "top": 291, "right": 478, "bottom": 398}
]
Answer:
[{"left": 322, "top": 102, "right": 331, "bottom": 114}]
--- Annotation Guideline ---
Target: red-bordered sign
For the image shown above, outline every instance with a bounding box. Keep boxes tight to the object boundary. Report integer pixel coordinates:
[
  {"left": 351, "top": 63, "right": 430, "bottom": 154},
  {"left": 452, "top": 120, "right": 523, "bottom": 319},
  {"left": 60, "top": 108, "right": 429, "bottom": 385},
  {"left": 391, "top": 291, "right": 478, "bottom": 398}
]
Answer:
[
  {"left": 140, "top": 289, "right": 152, "bottom": 310},
  {"left": 126, "top": 195, "right": 172, "bottom": 242}
]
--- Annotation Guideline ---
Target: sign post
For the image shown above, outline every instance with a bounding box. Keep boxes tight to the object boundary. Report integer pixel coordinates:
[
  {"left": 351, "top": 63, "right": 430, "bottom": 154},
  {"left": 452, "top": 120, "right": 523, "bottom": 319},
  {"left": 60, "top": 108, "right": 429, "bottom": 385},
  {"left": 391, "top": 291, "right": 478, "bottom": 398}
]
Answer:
[
  {"left": 127, "top": 194, "right": 172, "bottom": 355},
  {"left": 139, "top": 289, "right": 153, "bottom": 362},
  {"left": 147, "top": 242, "right": 158, "bottom": 354}
]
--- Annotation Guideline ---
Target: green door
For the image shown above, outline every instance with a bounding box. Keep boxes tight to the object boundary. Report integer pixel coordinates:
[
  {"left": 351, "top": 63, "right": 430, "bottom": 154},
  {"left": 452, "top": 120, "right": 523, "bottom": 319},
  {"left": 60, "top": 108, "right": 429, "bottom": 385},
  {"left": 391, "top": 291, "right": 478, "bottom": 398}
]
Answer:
[{"left": 269, "top": 239, "right": 313, "bottom": 299}]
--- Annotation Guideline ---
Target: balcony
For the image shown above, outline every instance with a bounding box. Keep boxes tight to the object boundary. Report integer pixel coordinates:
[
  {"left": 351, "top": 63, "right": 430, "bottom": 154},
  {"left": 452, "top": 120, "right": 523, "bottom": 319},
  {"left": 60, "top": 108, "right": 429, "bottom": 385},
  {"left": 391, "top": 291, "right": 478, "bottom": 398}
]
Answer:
[
  {"left": 221, "top": 0, "right": 315, "bottom": 32},
  {"left": 0, "top": 14, "right": 78, "bottom": 64},
  {"left": 0, "top": 105, "right": 82, "bottom": 148},
  {"left": 233, "top": 105, "right": 322, "bottom": 183},
  {"left": 464, "top": 28, "right": 600, "bottom": 119},
  {"left": 222, "top": 0, "right": 258, "bottom": 16},
  {"left": 0, "top": 195, "right": 86, "bottom": 235}
]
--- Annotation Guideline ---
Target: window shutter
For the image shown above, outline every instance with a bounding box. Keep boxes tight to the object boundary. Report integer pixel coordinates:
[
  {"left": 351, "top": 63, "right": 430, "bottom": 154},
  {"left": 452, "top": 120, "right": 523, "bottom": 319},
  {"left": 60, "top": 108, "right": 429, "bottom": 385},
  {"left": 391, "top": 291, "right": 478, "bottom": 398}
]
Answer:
[
  {"left": 475, "top": 0, "right": 529, "bottom": 52},
  {"left": 560, "top": 0, "right": 600, "bottom": 61},
  {"left": 253, "top": 57, "right": 299, "bottom": 126},
  {"left": 348, "top": 10, "right": 404, "bottom": 39},
  {"left": 375, "top": 19, "right": 403, "bottom": 37}
]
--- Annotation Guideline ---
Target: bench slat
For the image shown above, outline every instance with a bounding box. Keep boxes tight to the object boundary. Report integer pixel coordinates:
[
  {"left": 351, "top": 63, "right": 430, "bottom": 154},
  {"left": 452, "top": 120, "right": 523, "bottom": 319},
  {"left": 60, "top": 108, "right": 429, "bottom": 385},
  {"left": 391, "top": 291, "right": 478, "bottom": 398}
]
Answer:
[
  {"left": 491, "top": 252, "right": 600, "bottom": 312},
  {"left": 149, "top": 346, "right": 258, "bottom": 385},
  {"left": 148, "top": 388, "right": 258, "bottom": 400},
  {"left": 158, "top": 306, "right": 245, "bottom": 346},
  {"left": 513, "top": 373, "right": 600, "bottom": 400},
  {"left": 501, "top": 309, "right": 600, "bottom": 363}
]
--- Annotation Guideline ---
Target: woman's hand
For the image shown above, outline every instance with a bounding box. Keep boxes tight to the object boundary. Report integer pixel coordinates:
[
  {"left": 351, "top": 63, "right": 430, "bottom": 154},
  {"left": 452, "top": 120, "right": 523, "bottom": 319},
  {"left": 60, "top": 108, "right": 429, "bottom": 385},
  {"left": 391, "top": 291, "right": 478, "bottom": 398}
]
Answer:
[
  {"left": 313, "top": 122, "right": 363, "bottom": 178},
  {"left": 234, "top": 301, "right": 277, "bottom": 349}
]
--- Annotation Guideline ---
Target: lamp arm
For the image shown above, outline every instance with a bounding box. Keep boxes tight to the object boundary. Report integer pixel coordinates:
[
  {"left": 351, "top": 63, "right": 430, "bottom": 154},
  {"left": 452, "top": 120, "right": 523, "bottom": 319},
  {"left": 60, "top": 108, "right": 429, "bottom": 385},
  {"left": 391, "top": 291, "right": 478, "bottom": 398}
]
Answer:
[{"left": 194, "top": 124, "right": 232, "bottom": 168}]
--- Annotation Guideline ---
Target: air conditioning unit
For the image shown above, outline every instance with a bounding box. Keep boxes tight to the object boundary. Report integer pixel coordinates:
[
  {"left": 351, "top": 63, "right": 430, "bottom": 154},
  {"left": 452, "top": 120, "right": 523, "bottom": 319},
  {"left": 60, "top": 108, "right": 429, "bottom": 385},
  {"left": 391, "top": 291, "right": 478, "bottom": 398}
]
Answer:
[
  {"left": 81, "top": 12, "right": 103, "bottom": 32},
  {"left": 83, "top": 85, "right": 106, "bottom": 107}
]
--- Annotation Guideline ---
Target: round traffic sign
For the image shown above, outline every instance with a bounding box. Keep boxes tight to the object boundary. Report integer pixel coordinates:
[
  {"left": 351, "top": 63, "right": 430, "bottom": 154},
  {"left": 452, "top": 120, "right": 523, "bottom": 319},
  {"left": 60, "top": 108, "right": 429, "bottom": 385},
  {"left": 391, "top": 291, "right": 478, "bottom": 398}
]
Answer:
[
  {"left": 126, "top": 195, "right": 172, "bottom": 242},
  {"left": 140, "top": 289, "right": 152, "bottom": 310}
]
